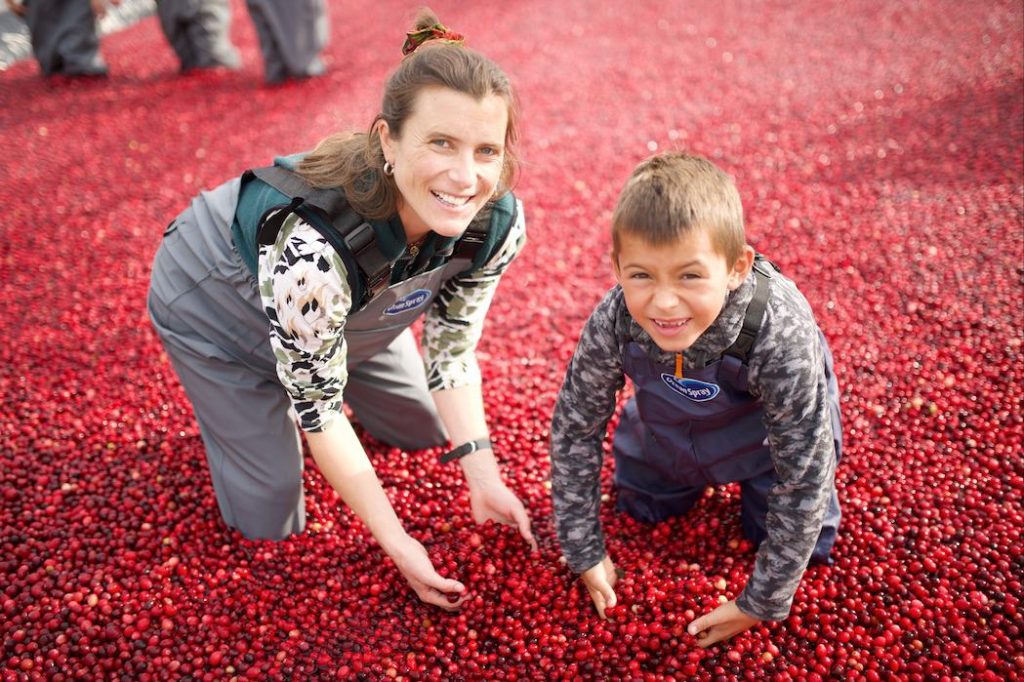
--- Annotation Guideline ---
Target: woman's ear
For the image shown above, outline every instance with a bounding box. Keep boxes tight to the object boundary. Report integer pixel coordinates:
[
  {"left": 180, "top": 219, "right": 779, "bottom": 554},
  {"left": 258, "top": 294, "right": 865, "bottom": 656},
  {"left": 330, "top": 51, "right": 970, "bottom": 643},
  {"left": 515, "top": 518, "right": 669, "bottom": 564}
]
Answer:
[
  {"left": 727, "top": 245, "right": 756, "bottom": 290},
  {"left": 377, "top": 120, "right": 394, "bottom": 161}
]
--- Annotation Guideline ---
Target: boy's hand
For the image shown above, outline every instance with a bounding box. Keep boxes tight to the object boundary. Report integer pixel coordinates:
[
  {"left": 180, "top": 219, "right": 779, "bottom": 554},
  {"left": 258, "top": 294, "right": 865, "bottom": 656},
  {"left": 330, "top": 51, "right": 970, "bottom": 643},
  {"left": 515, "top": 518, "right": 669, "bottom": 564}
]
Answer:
[
  {"left": 581, "top": 555, "right": 619, "bottom": 619},
  {"left": 687, "top": 600, "right": 760, "bottom": 647}
]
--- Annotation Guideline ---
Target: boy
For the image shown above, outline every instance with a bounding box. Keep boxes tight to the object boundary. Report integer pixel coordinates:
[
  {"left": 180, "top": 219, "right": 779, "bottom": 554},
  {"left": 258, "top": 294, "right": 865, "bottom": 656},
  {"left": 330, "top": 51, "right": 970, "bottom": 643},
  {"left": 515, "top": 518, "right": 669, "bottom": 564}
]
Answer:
[{"left": 550, "top": 152, "right": 842, "bottom": 647}]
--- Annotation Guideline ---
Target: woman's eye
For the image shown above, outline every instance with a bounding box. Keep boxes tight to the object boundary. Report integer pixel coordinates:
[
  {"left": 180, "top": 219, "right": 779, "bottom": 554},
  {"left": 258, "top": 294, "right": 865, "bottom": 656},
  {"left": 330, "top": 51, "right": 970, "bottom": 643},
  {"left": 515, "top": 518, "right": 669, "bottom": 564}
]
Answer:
[
  {"left": 431, "top": 139, "right": 451, "bottom": 149},
  {"left": 478, "top": 146, "right": 500, "bottom": 157}
]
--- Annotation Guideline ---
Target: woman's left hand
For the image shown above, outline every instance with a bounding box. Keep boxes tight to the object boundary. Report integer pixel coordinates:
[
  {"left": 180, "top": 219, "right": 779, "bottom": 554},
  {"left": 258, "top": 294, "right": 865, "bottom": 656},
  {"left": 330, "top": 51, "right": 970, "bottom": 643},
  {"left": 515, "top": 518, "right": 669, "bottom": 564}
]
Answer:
[
  {"left": 464, "top": 464, "right": 537, "bottom": 552},
  {"left": 429, "top": 386, "right": 537, "bottom": 552},
  {"left": 687, "top": 600, "right": 761, "bottom": 647}
]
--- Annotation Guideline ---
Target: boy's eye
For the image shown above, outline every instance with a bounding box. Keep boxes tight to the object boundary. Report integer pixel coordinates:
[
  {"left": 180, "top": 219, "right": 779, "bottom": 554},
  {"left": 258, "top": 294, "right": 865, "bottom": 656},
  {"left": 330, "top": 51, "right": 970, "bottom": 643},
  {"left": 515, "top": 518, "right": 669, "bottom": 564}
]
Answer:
[
  {"left": 681, "top": 273, "right": 701, "bottom": 280},
  {"left": 630, "top": 272, "right": 650, "bottom": 280}
]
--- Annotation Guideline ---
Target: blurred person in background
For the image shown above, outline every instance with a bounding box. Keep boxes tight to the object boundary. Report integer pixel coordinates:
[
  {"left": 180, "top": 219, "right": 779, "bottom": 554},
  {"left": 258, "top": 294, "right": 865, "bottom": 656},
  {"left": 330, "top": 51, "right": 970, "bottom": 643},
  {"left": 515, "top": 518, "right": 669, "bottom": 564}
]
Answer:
[
  {"left": 245, "top": 0, "right": 326, "bottom": 84},
  {"left": 155, "top": 0, "right": 240, "bottom": 73},
  {"left": 6, "top": 0, "right": 117, "bottom": 77}
]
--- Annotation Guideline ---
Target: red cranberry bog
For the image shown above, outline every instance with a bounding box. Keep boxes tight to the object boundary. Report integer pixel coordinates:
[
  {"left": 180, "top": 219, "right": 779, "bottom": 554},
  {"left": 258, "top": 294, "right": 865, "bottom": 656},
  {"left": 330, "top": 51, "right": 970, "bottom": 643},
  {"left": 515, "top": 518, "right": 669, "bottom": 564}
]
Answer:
[{"left": 1, "top": 1, "right": 1021, "bottom": 679}]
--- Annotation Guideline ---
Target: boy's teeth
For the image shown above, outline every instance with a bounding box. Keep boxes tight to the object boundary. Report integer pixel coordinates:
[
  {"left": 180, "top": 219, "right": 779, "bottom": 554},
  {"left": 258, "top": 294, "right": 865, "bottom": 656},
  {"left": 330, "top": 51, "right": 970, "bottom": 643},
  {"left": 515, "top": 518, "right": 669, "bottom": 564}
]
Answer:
[{"left": 433, "top": 191, "right": 470, "bottom": 206}]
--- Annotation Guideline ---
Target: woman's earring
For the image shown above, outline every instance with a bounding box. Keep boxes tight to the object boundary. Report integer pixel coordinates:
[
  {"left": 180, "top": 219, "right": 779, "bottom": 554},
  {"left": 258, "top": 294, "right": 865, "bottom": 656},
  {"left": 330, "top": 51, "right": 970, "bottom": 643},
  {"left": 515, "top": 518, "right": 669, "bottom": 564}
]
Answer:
[{"left": 383, "top": 161, "right": 395, "bottom": 176}]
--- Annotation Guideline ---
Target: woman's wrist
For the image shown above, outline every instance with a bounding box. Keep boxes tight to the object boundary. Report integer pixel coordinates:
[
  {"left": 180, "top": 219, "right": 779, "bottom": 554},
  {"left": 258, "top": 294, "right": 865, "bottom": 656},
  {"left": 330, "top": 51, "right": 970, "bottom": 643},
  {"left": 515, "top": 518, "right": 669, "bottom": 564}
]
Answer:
[
  {"left": 376, "top": 525, "right": 414, "bottom": 558},
  {"left": 459, "top": 446, "right": 503, "bottom": 487}
]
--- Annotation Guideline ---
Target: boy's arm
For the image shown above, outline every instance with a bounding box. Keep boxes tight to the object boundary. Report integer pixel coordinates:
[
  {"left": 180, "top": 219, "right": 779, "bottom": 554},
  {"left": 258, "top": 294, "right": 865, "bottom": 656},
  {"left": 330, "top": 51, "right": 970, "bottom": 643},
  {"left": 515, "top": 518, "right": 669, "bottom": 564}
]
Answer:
[
  {"left": 736, "top": 296, "right": 838, "bottom": 622},
  {"left": 550, "top": 291, "right": 627, "bottom": 574}
]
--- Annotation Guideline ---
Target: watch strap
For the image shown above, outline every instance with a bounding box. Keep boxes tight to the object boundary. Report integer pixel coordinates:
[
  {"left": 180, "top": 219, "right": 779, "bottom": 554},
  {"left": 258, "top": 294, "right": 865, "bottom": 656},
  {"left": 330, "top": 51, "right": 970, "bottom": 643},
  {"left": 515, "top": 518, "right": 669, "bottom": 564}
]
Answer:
[{"left": 440, "top": 438, "right": 492, "bottom": 464}]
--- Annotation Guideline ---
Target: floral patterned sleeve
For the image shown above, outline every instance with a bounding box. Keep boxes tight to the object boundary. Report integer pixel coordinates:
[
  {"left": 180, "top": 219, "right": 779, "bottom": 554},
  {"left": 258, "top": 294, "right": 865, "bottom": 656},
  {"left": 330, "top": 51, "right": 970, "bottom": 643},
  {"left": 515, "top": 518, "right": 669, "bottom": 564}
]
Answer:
[
  {"left": 258, "top": 211, "right": 353, "bottom": 433},
  {"left": 421, "top": 198, "right": 526, "bottom": 391}
]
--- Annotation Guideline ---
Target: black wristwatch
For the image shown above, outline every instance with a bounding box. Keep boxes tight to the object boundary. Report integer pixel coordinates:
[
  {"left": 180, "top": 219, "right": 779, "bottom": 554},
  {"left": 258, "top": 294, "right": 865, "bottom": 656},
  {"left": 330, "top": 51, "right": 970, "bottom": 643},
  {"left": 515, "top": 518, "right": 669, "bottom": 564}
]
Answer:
[{"left": 440, "top": 438, "right": 492, "bottom": 464}]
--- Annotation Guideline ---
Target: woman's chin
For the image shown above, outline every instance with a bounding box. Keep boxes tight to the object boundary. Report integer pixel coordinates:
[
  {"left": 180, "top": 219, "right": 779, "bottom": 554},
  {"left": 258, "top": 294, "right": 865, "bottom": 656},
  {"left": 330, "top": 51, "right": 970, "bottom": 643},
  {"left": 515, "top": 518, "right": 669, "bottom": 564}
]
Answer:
[{"left": 428, "top": 219, "right": 475, "bottom": 239}]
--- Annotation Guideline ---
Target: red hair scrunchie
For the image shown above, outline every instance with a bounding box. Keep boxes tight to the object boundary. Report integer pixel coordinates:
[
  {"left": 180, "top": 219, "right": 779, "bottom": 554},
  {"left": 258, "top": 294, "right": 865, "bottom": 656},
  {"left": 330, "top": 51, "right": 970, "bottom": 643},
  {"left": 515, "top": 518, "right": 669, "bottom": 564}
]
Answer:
[{"left": 401, "top": 23, "right": 465, "bottom": 56}]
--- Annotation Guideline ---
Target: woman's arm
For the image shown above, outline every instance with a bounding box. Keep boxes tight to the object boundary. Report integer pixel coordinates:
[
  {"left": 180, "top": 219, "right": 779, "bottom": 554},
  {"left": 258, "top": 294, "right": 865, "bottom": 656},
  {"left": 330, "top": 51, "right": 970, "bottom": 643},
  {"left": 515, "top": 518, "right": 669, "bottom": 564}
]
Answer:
[
  {"left": 432, "top": 385, "right": 536, "bottom": 550},
  {"left": 306, "top": 416, "right": 469, "bottom": 609},
  {"left": 260, "top": 213, "right": 464, "bottom": 608},
  {"left": 421, "top": 201, "right": 535, "bottom": 548}
]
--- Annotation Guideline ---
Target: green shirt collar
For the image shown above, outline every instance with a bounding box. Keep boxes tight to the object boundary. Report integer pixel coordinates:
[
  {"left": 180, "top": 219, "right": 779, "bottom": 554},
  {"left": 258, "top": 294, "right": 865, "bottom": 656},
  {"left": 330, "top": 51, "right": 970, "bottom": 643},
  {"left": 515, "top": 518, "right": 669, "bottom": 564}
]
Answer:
[
  {"left": 368, "top": 214, "right": 458, "bottom": 263},
  {"left": 367, "top": 214, "right": 409, "bottom": 261}
]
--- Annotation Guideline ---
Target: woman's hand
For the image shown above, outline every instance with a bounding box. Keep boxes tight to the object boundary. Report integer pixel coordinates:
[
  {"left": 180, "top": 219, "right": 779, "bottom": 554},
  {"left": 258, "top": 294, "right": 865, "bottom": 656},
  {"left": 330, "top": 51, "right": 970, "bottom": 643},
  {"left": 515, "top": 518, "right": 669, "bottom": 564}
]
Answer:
[
  {"left": 306, "top": 419, "right": 466, "bottom": 610},
  {"left": 429, "top": 386, "right": 536, "bottom": 551},
  {"left": 687, "top": 600, "right": 761, "bottom": 647},
  {"left": 464, "top": 462, "right": 537, "bottom": 552},
  {"left": 390, "top": 534, "right": 467, "bottom": 610},
  {"left": 581, "top": 555, "right": 619, "bottom": 619}
]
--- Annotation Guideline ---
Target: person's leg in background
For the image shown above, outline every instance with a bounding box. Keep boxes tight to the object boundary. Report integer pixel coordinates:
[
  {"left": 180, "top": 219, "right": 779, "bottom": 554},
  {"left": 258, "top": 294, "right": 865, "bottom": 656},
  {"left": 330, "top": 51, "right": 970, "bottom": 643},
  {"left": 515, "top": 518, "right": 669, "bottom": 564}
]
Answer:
[
  {"left": 244, "top": 0, "right": 326, "bottom": 84},
  {"left": 24, "top": 0, "right": 108, "bottom": 77}
]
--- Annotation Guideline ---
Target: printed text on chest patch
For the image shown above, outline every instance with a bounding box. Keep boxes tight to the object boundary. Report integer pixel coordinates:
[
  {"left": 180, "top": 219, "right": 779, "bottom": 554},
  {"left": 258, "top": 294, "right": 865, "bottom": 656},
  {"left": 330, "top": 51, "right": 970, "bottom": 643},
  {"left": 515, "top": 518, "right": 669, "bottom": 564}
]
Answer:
[
  {"left": 384, "top": 288, "right": 432, "bottom": 316},
  {"left": 660, "top": 374, "right": 721, "bottom": 402}
]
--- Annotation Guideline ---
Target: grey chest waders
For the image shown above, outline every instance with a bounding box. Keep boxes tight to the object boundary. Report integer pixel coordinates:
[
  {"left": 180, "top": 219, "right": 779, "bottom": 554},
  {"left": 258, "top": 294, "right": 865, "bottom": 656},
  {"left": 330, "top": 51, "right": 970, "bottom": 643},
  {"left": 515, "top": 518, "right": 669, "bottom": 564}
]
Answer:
[
  {"left": 612, "top": 258, "right": 843, "bottom": 562},
  {"left": 147, "top": 164, "right": 506, "bottom": 540},
  {"left": 247, "top": 165, "right": 484, "bottom": 365}
]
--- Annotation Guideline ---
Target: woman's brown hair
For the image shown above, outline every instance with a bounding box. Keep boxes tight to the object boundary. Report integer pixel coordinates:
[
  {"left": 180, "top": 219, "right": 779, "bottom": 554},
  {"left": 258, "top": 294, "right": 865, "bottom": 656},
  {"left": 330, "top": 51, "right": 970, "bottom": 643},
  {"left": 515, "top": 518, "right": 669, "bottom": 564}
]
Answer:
[{"left": 297, "top": 8, "right": 520, "bottom": 220}]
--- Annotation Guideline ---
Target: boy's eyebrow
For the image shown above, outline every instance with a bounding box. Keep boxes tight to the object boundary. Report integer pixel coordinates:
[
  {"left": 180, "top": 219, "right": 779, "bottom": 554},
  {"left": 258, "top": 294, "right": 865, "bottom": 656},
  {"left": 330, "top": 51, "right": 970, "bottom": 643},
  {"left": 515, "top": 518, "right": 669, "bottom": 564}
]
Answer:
[{"left": 620, "top": 257, "right": 705, "bottom": 269}]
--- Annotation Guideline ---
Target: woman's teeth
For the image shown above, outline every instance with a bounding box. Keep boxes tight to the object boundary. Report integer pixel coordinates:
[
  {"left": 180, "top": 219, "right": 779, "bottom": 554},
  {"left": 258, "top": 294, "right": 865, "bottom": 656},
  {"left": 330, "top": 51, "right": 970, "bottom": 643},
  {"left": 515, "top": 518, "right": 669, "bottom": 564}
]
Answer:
[{"left": 433, "top": 190, "right": 471, "bottom": 207}]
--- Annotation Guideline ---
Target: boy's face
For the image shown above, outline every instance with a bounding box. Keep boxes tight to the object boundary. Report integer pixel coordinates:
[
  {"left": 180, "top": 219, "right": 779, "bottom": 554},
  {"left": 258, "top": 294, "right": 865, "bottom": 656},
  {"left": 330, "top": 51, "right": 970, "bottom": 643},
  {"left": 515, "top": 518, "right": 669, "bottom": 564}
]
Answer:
[{"left": 613, "top": 227, "right": 753, "bottom": 353}]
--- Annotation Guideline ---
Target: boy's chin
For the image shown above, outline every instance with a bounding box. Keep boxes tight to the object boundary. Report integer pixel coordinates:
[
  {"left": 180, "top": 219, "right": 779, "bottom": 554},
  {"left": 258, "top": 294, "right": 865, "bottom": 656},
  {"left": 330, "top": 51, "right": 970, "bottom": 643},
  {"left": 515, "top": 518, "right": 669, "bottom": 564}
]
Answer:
[
  {"left": 640, "top": 321, "right": 701, "bottom": 353},
  {"left": 650, "top": 336, "right": 695, "bottom": 354}
]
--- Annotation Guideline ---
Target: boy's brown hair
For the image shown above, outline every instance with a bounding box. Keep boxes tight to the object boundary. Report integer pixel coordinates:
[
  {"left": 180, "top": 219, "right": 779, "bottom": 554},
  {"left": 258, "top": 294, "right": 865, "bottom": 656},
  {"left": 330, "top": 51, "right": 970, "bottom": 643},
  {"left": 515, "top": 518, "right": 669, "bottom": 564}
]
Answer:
[{"left": 611, "top": 152, "right": 746, "bottom": 263}]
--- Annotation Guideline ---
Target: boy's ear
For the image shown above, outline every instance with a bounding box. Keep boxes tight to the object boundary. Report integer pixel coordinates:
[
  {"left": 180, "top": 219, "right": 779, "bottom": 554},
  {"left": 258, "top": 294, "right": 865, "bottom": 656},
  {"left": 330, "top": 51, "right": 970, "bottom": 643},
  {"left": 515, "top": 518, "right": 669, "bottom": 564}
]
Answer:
[
  {"left": 727, "top": 245, "right": 756, "bottom": 290},
  {"left": 610, "top": 250, "right": 623, "bottom": 283}
]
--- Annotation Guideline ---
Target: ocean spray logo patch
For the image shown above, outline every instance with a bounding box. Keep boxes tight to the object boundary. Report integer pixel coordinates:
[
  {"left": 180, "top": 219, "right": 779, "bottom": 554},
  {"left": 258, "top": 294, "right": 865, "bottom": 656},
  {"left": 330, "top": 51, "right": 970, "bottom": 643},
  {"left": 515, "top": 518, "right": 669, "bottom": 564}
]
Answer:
[
  {"left": 384, "top": 288, "right": 431, "bottom": 316},
  {"left": 660, "top": 374, "right": 721, "bottom": 402}
]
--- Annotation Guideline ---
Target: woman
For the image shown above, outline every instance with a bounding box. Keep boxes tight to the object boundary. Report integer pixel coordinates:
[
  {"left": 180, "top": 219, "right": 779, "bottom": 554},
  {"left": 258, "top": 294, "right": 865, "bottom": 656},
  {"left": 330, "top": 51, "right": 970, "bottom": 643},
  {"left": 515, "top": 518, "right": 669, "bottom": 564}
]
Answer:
[{"left": 148, "top": 10, "right": 535, "bottom": 609}]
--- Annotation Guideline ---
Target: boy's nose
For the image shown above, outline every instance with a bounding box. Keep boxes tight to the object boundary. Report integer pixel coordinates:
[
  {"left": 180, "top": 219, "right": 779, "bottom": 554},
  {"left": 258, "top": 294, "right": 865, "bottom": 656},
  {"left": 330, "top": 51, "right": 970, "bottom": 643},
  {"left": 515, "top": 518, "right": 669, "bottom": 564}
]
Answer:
[{"left": 652, "top": 287, "right": 680, "bottom": 309}]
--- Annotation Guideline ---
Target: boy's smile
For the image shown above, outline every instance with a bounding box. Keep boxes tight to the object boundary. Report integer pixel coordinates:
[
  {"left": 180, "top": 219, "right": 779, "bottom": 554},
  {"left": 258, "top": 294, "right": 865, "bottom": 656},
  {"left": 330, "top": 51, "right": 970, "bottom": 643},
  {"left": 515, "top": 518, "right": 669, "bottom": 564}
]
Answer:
[{"left": 613, "top": 228, "right": 753, "bottom": 353}]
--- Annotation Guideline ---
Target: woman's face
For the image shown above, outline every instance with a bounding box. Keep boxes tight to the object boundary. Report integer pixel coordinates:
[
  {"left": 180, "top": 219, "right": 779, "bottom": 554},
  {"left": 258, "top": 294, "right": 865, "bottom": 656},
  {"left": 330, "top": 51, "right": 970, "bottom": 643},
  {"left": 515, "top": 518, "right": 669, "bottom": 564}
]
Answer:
[{"left": 379, "top": 85, "right": 509, "bottom": 242}]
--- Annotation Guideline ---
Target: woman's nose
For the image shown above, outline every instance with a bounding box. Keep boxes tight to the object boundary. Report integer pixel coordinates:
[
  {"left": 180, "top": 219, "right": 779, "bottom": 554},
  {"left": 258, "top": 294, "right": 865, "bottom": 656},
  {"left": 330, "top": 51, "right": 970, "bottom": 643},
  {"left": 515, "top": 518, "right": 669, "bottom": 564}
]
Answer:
[{"left": 447, "top": 152, "right": 475, "bottom": 187}]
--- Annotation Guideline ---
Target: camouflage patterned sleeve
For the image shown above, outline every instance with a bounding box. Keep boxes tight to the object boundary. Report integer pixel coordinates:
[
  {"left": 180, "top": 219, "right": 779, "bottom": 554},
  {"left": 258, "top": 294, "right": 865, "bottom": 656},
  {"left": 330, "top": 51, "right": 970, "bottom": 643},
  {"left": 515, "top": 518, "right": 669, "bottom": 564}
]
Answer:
[
  {"left": 421, "top": 198, "right": 526, "bottom": 392},
  {"left": 550, "top": 288, "right": 628, "bottom": 574},
  {"left": 258, "top": 211, "right": 353, "bottom": 433},
  {"left": 736, "top": 276, "right": 838, "bottom": 621}
]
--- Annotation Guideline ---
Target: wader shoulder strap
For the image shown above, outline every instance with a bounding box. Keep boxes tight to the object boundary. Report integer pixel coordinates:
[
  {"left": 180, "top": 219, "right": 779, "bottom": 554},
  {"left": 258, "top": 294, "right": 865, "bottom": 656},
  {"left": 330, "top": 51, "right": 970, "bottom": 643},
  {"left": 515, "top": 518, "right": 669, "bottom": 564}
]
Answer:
[
  {"left": 244, "top": 165, "right": 392, "bottom": 309},
  {"left": 722, "top": 254, "right": 778, "bottom": 365},
  {"left": 245, "top": 165, "right": 513, "bottom": 306},
  {"left": 452, "top": 192, "right": 518, "bottom": 273}
]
